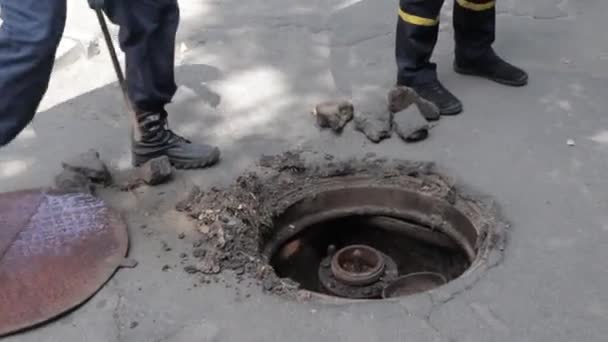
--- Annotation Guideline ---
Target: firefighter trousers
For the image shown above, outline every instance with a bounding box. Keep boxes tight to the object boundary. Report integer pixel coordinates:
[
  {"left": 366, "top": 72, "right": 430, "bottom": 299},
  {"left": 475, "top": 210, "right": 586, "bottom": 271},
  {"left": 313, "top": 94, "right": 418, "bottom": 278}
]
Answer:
[{"left": 396, "top": 0, "right": 496, "bottom": 85}]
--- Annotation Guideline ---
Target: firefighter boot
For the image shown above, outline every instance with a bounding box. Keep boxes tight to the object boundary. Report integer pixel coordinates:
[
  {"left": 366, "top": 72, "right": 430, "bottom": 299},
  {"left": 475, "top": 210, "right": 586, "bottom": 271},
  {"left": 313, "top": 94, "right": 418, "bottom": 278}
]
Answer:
[
  {"left": 452, "top": 0, "right": 528, "bottom": 86},
  {"left": 131, "top": 111, "right": 220, "bottom": 169},
  {"left": 410, "top": 80, "right": 463, "bottom": 116},
  {"left": 454, "top": 51, "right": 528, "bottom": 86}
]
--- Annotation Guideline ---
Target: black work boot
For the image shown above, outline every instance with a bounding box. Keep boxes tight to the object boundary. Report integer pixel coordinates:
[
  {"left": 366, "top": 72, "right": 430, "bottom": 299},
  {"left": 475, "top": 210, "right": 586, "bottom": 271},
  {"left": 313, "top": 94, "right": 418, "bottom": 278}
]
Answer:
[
  {"left": 454, "top": 52, "right": 528, "bottom": 87},
  {"left": 410, "top": 80, "right": 463, "bottom": 116},
  {"left": 132, "top": 111, "right": 220, "bottom": 169}
]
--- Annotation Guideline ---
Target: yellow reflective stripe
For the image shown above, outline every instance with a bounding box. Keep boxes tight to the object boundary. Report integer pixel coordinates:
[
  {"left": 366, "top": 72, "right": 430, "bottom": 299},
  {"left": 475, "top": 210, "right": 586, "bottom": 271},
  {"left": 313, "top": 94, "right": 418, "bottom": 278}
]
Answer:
[
  {"left": 398, "top": 8, "right": 439, "bottom": 26},
  {"left": 456, "top": 0, "right": 495, "bottom": 11}
]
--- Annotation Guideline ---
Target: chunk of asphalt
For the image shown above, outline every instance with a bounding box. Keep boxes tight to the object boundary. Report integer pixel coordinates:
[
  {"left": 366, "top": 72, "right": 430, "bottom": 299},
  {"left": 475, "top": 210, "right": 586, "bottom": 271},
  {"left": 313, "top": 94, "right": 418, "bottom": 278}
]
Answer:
[
  {"left": 314, "top": 99, "right": 354, "bottom": 132},
  {"left": 54, "top": 169, "right": 95, "bottom": 194},
  {"left": 353, "top": 86, "right": 392, "bottom": 143},
  {"left": 388, "top": 86, "right": 440, "bottom": 121},
  {"left": 393, "top": 105, "right": 430, "bottom": 143},
  {"left": 61, "top": 149, "right": 112, "bottom": 184},
  {"left": 138, "top": 156, "right": 173, "bottom": 185}
]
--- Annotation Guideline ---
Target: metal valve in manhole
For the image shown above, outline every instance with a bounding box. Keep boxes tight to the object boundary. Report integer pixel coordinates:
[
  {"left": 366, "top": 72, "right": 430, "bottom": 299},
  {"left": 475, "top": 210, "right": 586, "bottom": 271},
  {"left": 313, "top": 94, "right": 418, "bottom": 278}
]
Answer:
[{"left": 318, "top": 244, "right": 398, "bottom": 299}]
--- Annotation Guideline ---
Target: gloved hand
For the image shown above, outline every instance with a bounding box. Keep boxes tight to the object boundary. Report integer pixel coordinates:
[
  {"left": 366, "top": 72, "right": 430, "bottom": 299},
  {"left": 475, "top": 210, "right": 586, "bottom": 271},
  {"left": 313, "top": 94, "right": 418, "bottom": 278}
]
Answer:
[{"left": 88, "top": 0, "right": 105, "bottom": 10}]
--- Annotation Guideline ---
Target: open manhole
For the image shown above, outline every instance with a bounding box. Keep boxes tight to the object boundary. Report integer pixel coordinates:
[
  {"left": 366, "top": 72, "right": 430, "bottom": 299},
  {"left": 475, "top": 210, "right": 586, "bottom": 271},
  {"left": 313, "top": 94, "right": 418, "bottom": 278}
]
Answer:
[
  {"left": 263, "top": 179, "right": 481, "bottom": 300},
  {"left": 178, "top": 154, "right": 505, "bottom": 301}
]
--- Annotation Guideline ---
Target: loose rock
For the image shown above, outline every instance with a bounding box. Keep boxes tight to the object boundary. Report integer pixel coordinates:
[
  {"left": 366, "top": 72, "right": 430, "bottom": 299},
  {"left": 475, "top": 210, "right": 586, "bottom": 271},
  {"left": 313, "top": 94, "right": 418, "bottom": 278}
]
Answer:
[
  {"left": 263, "top": 278, "right": 275, "bottom": 291},
  {"left": 353, "top": 86, "right": 393, "bottom": 143},
  {"left": 388, "top": 86, "right": 440, "bottom": 121},
  {"left": 138, "top": 156, "right": 172, "bottom": 185},
  {"left": 184, "top": 265, "right": 198, "bottom": 274},
  {"left": 54, "top": 169, "right": 95, "bottom": 194},
  {"left": 393, "top": 105, "right": 430, "bottom": 143},
  {"left": 61, "top": 149, "right": 112, "bottom": 184},
  {"left": 198, "top": 258, "right": 221, "bottom": 275},
  {"left": 354, "top": 110, "right": 392, "bottom": 143},
  {"left": 313, "top": 99, "right": 354, "bottom": 132},
  {"left": 193, "top": 248, "right": 207, "bottom": 259}
]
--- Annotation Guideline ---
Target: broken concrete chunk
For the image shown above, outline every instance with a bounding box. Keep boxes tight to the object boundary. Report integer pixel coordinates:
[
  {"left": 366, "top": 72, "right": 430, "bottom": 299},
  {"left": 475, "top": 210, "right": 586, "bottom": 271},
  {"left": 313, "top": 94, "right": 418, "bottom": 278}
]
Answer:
[
  {"left": 193, "top": 248, "right": 207, "bottom": 259},
  {"left": 354, "top": 111, "right": 392, "bottom": 143},
  {"left": 197, "top": 255, "right": 221, "bottom": 275},
  {"left": 313, "top": 99, "right": 354, "bottom": 132},
  {"left": 388, "top": 86, "right": 440, "bottom": 121},
  {"left": 54, "top": 169, "right": 95, "bottom": 194},
  {"left": 353, "top": 86, "right": 393, "bottom": 143},
  {"left": 184, "top": 265, "right": 199, "bottom": 274},
  {"left": 393, "top": 105, "right": 429, "bottom": 143},
  {"left": 414, "top": 96, "right": 440, "bottom": 121},
  {"left": 61, "top": 149, "right": 112, "bottom": 184},
  {"left": 138, "top": 156, "right": 173, "bottom": 185},
  {"left": 388, "top": 86, "right": 417, "bottom": 113}
]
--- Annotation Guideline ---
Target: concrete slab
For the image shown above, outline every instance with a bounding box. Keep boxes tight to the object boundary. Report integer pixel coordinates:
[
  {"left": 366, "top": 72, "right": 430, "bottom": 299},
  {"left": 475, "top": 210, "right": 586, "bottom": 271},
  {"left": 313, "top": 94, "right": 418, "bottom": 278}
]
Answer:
[{"left": 3, "top": 0, "right": 608, "bottom": 341}]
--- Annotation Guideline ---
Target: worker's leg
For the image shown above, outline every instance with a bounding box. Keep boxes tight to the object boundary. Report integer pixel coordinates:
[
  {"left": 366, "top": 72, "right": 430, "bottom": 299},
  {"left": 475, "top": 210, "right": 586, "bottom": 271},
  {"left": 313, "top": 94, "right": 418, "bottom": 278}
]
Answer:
[
  {"left": 0, "top": 0, "right": 67, "bottom": 146},
  {"left": 101, "top": 0, "right": 220, "bottom": 169},
  {"left": 395, "top": 0, "right": 462, "bottom": 115},
  {"left": 102, "top": 0, "right": 177, "bottom": 113},
  {"left": 453, "top": 0, "right": 528, "bottom": 86},
  {"left": 395, "top": 0, "right": 444, "bottom": 86}
]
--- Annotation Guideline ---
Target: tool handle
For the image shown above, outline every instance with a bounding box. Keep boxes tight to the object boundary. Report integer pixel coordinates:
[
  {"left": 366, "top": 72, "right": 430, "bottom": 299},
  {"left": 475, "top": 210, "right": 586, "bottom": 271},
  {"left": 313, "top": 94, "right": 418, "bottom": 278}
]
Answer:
[{"left": 94, "top": 9, "right": 141, "bottom": 139}]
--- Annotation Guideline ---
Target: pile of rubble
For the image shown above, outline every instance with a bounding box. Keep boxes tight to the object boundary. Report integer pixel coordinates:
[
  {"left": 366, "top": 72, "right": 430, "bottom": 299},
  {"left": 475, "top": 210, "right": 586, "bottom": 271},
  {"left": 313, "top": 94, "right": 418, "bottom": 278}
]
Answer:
[{"left": 313, "top": 86, "right": 439, "bottom": 143}]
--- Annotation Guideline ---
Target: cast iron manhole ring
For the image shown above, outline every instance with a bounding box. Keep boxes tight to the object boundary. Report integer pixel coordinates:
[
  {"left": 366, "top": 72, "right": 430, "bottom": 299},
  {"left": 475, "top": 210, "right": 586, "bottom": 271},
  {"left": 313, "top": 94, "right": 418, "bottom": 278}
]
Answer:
[{"left": 263, "top": 176, "right": 505, "bottom": 301}]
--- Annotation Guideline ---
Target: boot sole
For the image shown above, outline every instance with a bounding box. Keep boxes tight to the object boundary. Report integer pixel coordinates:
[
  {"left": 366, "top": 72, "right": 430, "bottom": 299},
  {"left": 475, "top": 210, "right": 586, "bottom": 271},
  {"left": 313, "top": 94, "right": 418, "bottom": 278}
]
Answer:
[
  {"left": 454, "top": 64, "right": 528, "bottom": 87},
  {"left": 439, "top": 103, "right": 463, "bottom": 116},
  {"left": 132, "top": 150, "right": 221, "bottom": 170}
]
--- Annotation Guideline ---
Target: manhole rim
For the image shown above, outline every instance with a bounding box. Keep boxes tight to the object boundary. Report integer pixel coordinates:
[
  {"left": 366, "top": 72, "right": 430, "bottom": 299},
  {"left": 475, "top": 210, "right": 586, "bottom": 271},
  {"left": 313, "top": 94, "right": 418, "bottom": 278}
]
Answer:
[{"left": 261, "top": 176, "right": 506, "bottom": 303}]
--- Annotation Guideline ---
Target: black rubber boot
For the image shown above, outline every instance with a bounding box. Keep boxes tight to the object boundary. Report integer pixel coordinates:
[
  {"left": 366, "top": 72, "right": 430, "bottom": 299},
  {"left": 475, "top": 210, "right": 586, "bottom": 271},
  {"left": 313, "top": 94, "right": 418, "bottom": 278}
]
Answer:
[
  {"left": 410, "top": 80, "right": 463, "bottom": 116},
  {"left": 454, "top": 52, "right": 528, "bottom": 86},
  {"left": 131, "top": 111, "right": 220, "bottom": 169}
]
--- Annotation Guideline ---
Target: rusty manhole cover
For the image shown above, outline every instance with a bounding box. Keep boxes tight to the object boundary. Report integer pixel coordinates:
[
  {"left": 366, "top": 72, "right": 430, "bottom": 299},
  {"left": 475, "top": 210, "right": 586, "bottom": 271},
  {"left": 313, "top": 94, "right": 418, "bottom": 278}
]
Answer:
[{"left": 0, "top": 189, "right": 129, "bottom": 337}]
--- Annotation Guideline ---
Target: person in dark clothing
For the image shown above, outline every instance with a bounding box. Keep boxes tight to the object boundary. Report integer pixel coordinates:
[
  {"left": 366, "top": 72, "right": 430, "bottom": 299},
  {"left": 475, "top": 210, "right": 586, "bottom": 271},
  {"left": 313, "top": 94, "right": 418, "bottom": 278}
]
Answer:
[
  {"left": 396, "top": 0, "right": 528, "bottom": 115},
  {"left": 0, "top": 0, "right": 220, "bottom": 169}
]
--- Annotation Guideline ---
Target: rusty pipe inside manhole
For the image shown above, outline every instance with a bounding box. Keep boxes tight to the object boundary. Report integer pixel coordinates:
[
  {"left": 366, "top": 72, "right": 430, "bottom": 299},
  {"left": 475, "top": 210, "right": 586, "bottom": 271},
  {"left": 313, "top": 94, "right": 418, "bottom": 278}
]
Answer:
[{"left": 330, "top": 245, "right": 385, "bottom": 286}]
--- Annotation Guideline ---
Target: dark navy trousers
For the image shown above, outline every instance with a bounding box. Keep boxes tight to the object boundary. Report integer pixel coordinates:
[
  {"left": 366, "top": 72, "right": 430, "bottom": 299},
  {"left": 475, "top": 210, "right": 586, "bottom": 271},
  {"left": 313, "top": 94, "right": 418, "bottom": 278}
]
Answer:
[
  {"left": 0, "top": 0, "right": 179, "bottom": 146},
  {"left": 396, "top": 0, "right": 496, "bottom": 85}
]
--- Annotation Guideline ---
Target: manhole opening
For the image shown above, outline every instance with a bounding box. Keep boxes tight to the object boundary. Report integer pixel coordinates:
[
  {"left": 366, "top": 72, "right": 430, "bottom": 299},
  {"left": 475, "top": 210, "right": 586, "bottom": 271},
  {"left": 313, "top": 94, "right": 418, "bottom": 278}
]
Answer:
[{"left": 264, "top": 185, "right": 479, "bottom": 300}]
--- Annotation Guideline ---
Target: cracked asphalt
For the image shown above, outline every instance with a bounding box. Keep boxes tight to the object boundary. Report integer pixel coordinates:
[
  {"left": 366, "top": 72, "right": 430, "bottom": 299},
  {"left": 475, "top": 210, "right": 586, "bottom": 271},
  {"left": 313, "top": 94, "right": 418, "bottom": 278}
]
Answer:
[{"left": 2, "top": 0, "right": 608, "bottom": 341}]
